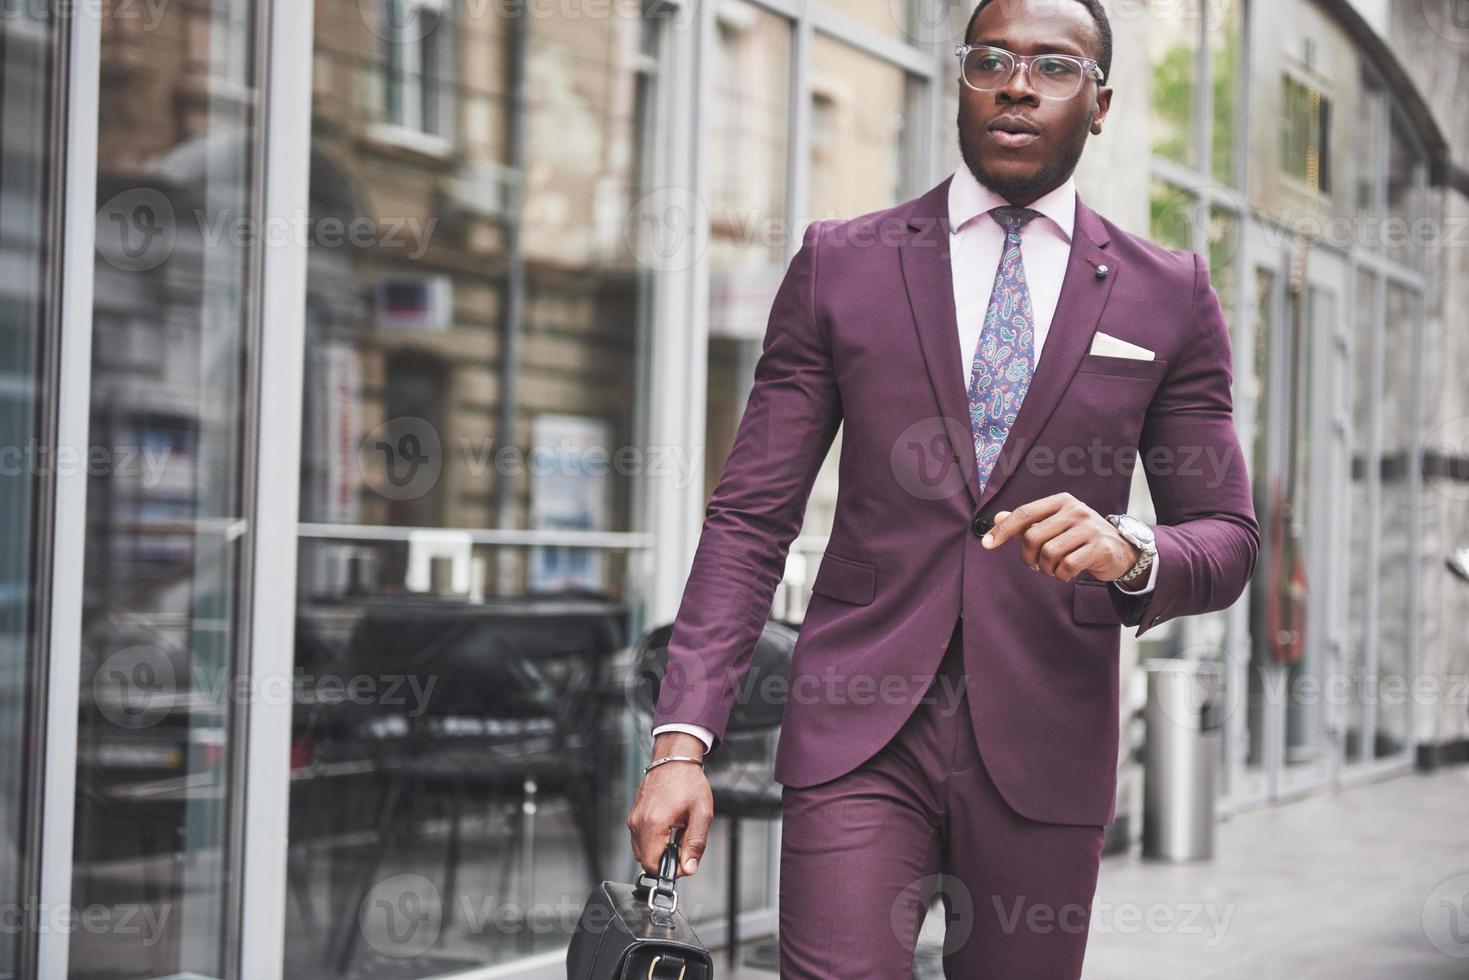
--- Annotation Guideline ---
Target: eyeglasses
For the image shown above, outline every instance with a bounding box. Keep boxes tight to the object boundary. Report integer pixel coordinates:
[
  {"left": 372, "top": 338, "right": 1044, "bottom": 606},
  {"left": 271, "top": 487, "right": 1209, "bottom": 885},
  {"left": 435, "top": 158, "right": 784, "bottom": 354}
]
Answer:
[{"left": 954, "top": 44, "right": 1105, "bottom": 100}]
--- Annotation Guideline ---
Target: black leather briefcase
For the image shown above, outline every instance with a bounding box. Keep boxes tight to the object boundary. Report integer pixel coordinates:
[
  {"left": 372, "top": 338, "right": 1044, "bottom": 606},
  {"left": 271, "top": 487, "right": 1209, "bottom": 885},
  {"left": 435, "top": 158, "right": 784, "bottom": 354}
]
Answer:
[{"left": 567, "top": 827, "right": 713, "bottom": 979}]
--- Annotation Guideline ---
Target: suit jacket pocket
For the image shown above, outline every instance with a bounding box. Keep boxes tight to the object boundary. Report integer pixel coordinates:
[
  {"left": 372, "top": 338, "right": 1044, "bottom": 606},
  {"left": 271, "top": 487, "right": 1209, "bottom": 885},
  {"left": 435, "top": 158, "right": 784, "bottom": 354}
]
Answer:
[
  {"left": 1075, "top": 353, "right": 1169, "bottom": 380},
  {"left": 810, "top": 551, "right": 876, "bottom": 605},
  {"left": 1072, "top": 579, "right": 1125, "bottom": 625}
]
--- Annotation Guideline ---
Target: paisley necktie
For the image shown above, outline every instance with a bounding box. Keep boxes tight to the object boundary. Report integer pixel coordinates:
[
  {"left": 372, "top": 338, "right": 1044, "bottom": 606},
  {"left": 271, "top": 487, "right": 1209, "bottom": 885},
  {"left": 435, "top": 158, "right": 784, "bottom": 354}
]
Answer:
[{"left": 969, "top": 205, "right": 1042, "bottom": 491}]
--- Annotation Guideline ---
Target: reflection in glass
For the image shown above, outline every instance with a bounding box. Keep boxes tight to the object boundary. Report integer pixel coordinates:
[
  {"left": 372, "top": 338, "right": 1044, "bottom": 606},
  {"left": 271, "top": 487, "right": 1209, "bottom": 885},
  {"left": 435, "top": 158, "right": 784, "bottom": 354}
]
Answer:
[
  {"left": 290, "top": 540, "right": 635, "bottom": 975},
  {"left": 1207, "top": 206, "right": 1238, "bottom": 326},
  {"left": 1149, "top": 1, "right": 1200, "bottom": 168},
  {"left": 0, "top": 7, "right": 58, "bottom": 976},
  {"left": 288, "top": 3, "right": 660, "bottom": 975},
  {"left": 707, "top": 1, "right": 792, "bottom": 504},
  {"left": 1149, "top": 178, "right": 1193, "bottom": 251},
  {"left": 70, "top": 1, "right": 259, "bottom": 976},
  {"left": 1208, "top": 0, "right": 1242, "bottom": 184}
]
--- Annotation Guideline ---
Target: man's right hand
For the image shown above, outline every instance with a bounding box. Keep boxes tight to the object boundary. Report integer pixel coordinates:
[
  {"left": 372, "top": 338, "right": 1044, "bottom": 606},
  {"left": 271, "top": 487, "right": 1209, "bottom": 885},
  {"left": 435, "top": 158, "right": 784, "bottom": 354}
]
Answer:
[{"left": 626, "top": 732, "right": 714, "bottom": 877}]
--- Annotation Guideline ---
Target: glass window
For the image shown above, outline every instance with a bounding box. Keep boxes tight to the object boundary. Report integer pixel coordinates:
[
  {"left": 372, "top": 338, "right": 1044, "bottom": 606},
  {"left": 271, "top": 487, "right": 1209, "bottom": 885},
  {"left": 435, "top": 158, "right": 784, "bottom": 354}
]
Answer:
[
  {"left": 1242, "top": 267, "right": 1277, "bottom": 775},
  {"left": 1344, "top": 269, "right": 1377, "bottom": 762},
  {"left": 1353, "top": 72, "right": 1385, "bottom": 224},
  {"left": 71, "top": 0, "right": 260, "bottom": 976},
  {"left": 808, "top": 32, "right": 917, "bottom": 221},
  {"left": 826, "top": 0, "right": 913, "bottom": 42},
  {"left": 1280, "top": 73, "right": 1331, "bottom": 196},
  {"left": 0, "top": 7, "right": 58, "bottom": 976},
  {"left": 1207, "top": 205, "right": 1239, "bottom": 326},
  {"left": 1148, "top": 178, "right": 1194, "bottom": 251},
  {"left": 1374, "top": 282, "right": 1417, "bottom": 758},
  {"left": 1209, "top": 0, "right": 1242, "bottom": 184},
  {"left": 371, "top": 0, "right": 456, "bottom": 142},
  {"left": 288, "top": 4, "right": 658, "bottom": 974},
  {"left": 707, "top": 1, "right": 792, "bottom": 503},
  {"left": 1148, "top": 0, "right": 1201, "bottom": 168},
  {"left": 1283, "top": 284, "right": 1330, "bottom": 771},
  {"left": 1385, "top": 113, "right": 1422, "bottom": 268}
]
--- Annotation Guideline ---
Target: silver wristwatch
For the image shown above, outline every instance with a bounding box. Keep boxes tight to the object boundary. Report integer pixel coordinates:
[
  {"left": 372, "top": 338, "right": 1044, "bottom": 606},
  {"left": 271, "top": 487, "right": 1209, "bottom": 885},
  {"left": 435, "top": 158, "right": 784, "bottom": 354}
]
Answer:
[{"left": 1106, "top": 513, "right": 1156, "bottom": 585}]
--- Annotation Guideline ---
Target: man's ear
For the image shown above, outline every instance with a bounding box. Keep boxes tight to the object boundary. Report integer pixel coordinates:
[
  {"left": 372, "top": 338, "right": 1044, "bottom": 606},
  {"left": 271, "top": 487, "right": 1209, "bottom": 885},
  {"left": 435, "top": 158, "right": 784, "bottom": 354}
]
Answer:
[{"left": 1090, "top": 87, "right": 1112, "bottom": 135}]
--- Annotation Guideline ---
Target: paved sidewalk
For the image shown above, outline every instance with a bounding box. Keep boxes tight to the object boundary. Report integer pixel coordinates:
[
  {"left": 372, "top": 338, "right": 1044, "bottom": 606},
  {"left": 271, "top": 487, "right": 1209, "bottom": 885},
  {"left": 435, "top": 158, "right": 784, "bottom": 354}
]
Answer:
[
  {"left": 727, "top": 765, "right": 1469, "bottom": 978},
  {"left": 1083, "top": 766, "right": 1469, "bottom": 979}
]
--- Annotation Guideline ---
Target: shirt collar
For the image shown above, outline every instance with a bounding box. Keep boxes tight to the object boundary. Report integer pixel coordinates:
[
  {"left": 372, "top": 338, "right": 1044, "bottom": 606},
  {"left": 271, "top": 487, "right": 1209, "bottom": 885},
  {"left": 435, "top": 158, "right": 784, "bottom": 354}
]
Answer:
[{"left": 947, "top": 164, "right": 1076, "bottom": 242}]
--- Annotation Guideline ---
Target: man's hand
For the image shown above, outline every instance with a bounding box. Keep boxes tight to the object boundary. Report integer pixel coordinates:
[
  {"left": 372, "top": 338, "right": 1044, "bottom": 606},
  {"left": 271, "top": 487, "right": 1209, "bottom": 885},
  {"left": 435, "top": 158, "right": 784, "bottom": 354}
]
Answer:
[
  {"left": 981, "top": 492, "right": 1142, "bottom": 584},
  {"left": 626, "top": 732, "right": 714, "bottom": 877}
]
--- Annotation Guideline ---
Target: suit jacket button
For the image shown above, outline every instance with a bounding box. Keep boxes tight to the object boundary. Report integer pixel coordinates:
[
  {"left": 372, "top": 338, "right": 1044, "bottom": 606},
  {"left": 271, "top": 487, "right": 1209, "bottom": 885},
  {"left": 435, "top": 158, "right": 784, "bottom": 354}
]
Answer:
[{"left": 971, "top": 515, "right": 991, "bottom": 537}]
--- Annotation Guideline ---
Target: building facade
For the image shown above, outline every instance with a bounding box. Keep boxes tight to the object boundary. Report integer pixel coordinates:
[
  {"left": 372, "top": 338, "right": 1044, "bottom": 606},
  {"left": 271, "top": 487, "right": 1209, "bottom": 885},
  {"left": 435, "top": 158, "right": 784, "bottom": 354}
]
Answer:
[{"left": 1, "top": 0, "right": 1465, "bottom": 977}]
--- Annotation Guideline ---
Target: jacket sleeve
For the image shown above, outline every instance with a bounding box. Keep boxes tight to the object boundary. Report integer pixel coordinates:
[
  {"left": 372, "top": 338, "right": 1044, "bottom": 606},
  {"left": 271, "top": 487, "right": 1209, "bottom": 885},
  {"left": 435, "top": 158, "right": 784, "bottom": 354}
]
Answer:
[
  {"left": 1110, "top": 250, "right": 1260, "bottom": 636},
  {"left": 650, "top": 219, "right": 843, "bottom": 754}
]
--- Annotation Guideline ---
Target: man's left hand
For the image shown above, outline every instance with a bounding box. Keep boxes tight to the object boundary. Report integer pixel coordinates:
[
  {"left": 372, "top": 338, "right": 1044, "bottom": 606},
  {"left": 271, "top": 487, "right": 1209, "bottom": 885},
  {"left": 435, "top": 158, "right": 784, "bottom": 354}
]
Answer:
[{"left": 981, "top": 492, "right": 1142, "bottom": 584}]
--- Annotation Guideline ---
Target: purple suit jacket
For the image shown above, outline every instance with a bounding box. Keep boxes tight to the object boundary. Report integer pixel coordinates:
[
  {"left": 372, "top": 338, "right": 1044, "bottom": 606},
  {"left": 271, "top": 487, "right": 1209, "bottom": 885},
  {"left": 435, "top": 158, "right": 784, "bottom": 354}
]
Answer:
[{"left": 652, "top": 175, "right": 1259, "bottom": 826}]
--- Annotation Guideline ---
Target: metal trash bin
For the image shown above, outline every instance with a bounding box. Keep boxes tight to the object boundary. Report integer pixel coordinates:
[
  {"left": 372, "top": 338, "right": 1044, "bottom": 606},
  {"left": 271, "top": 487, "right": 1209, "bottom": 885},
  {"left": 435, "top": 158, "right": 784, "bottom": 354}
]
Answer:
[{"left": 1142, "top": 658, "right": 1223, "bottom": 861}]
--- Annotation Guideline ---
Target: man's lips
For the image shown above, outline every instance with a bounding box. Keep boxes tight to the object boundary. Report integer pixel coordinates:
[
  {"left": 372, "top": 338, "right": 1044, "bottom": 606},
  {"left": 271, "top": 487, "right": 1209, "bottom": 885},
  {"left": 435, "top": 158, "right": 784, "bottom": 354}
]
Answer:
[{"left": 986, "top": 116, "right": 1041, "bottom": 149}]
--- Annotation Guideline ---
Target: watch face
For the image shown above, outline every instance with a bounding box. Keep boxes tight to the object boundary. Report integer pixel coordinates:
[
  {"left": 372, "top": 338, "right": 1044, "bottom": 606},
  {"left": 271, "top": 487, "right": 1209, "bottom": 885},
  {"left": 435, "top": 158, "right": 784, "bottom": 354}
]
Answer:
[{"left": 1115, "top": 514, "right": 1154, "bottom": 546}]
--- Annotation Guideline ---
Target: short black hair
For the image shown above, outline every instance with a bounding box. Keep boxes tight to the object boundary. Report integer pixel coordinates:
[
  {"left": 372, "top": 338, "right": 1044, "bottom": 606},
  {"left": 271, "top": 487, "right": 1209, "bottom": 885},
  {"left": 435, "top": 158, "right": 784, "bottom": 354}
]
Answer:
[{"left": 963, "top": 0, "right": 1113, "bottom": 85}]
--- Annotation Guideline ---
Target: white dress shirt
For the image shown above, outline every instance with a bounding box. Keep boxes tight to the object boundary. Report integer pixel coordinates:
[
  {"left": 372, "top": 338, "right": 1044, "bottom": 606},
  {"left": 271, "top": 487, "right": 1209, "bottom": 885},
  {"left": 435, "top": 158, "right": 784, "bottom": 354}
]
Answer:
[{"left": 652, "top": 167, "right": 1157, "bottom": 755}]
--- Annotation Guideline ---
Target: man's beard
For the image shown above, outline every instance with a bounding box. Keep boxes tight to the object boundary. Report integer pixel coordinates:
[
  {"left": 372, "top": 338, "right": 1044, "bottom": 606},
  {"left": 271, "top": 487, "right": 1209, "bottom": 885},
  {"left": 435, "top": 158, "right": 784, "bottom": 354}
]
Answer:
[{"left": 957, "top": 114, "right": 1090, "bottom": 204}]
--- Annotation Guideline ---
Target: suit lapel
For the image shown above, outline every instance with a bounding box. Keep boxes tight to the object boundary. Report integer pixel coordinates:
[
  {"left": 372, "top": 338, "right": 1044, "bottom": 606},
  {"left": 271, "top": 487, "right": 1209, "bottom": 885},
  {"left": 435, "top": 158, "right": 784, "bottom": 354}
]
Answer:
[
  {"left": 898, "top": 176, "right": 985, "bottom": 510},
  {"left": 898, "top": 177, "right": 1119, "bottom": 513}
]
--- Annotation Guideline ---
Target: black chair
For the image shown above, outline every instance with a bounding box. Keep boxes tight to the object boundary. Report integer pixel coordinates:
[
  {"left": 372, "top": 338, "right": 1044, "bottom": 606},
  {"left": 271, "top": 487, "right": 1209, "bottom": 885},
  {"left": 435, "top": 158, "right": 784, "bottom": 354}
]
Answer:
[
  {"left": 631, "top": 619, "right": 797, "bottom": 969},
  {"left": 319, "top": 593, "right": 626, "bottom": 974}
]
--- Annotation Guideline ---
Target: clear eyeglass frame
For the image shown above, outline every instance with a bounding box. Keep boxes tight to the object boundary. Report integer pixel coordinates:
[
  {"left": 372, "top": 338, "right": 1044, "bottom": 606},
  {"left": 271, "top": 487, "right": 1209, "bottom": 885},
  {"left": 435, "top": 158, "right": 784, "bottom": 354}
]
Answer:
[{"left": 954, "top": 43, "right": 1105, "bottom": 100}]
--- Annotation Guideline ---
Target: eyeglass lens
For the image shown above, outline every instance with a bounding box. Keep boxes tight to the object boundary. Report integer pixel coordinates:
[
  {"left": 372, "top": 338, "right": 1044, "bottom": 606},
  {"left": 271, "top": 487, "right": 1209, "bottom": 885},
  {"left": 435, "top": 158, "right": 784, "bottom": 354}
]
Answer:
[{"left": 961, "top": 48, "right": 1088, "bottom": 99}]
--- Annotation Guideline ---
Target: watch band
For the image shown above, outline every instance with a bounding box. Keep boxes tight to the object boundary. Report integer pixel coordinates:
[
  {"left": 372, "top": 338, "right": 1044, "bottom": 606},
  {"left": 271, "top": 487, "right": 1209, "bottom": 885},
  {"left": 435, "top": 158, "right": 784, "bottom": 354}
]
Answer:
[{"left": 1119, "top": 547, "right": 1154, "bottom": 584}]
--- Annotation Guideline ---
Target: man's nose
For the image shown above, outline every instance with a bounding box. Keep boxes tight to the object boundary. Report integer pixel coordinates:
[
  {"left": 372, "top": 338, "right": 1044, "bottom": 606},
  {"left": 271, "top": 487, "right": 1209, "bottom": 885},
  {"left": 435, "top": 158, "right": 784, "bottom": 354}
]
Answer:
[{"left": 999, "top": 60, "right": 1039, "bottom": 103}]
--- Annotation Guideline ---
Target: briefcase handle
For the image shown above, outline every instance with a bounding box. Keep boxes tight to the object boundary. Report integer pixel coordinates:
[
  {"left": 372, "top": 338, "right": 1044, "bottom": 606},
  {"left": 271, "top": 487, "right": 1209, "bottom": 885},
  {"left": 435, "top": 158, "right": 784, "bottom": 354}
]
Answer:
[{"left": 634, "top": 826, "right": 683, "bottom": 915}]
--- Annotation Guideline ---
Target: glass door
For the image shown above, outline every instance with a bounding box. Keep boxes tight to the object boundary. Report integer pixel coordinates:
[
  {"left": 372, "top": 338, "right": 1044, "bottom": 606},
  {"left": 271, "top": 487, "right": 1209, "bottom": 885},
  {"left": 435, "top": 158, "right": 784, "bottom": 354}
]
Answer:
[
  {"left": 1234, "top": 218, "right": 1348, "bottom": 805},
  {"left": 69, "top": 1, "right": 262, "bottom": 975},
  {"left": 1278, "top": 242, "right": 1348, "bottom": 797},
  {"left": 0, "top": 6, "right": 61, "bottom": 976}
]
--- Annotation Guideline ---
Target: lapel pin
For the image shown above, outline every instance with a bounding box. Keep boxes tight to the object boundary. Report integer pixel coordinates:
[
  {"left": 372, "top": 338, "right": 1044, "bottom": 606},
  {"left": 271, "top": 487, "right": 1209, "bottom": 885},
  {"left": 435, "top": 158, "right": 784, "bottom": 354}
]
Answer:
[{"left": 1095, "top": 263, "right": 1110, "bottom": 279}]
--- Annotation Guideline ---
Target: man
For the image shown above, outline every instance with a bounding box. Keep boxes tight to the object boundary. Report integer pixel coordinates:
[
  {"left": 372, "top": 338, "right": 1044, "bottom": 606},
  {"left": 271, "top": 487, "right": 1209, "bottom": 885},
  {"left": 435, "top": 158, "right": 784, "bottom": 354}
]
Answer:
[{"left": 627, "top": 0, "right": 1259, "bottom": 975}]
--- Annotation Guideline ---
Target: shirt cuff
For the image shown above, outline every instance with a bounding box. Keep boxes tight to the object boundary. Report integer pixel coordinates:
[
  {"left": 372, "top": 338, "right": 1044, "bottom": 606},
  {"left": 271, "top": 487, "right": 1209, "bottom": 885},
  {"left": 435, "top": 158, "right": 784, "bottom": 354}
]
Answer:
[
  {"left": 651, "top": 723, "right": 714, "bottom": 754},
  {"left": 1112, "top": 550, "right": 1159, "bottom": 594}
]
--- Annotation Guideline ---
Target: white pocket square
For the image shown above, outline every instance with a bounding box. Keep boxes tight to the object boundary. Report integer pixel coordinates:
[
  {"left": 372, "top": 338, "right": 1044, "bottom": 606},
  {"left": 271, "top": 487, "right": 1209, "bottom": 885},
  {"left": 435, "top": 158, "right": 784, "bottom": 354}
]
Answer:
[{"left": 1089, "top": 331, "right": 1154, "bottom": 360}]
